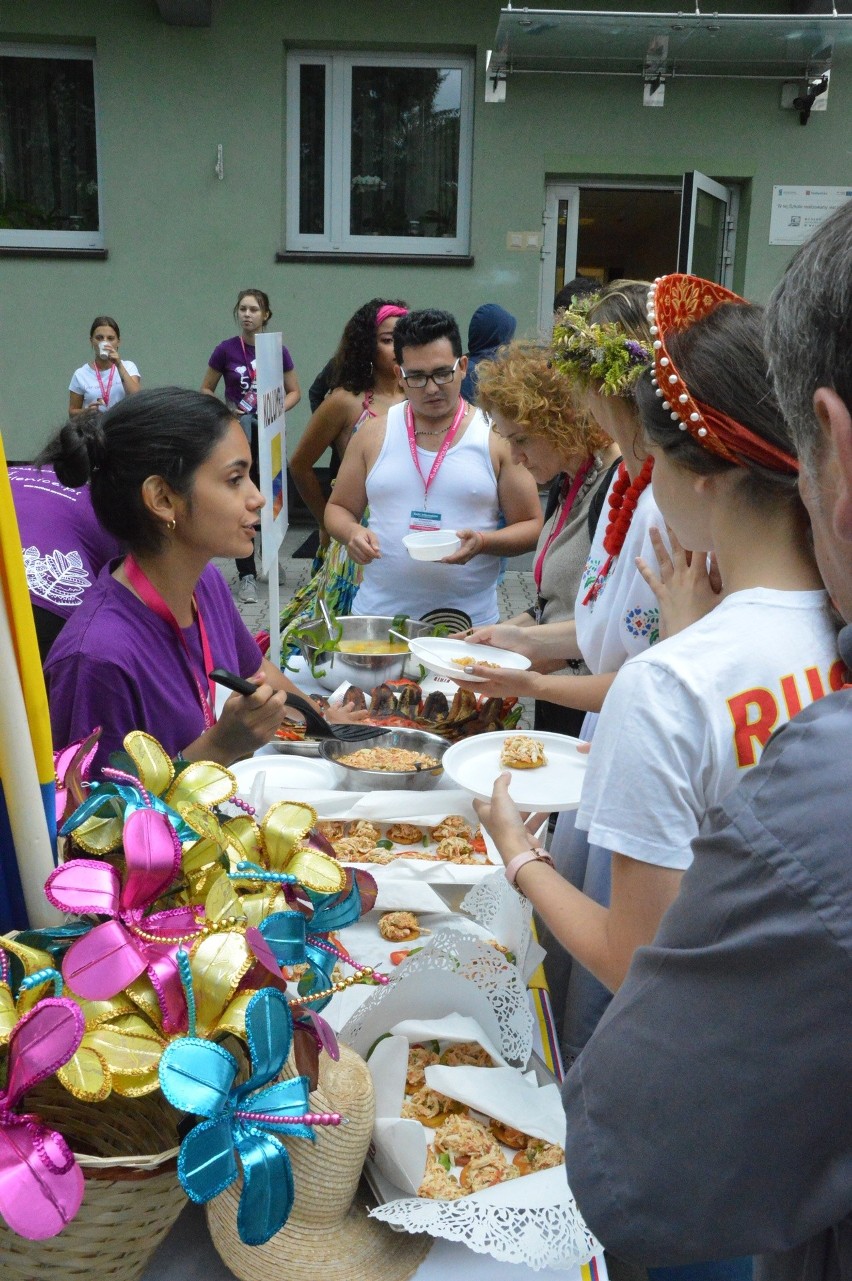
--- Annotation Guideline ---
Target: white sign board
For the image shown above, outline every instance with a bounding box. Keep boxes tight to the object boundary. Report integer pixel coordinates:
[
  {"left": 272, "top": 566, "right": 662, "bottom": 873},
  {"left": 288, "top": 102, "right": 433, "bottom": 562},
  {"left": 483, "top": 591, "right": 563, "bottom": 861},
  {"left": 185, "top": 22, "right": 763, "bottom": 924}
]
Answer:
[
  {"left": 255, "top": 331, "right": 288, "bottom": 669},
  {"left": 770, "top": 185, "right": 852, "bottom": 246}
]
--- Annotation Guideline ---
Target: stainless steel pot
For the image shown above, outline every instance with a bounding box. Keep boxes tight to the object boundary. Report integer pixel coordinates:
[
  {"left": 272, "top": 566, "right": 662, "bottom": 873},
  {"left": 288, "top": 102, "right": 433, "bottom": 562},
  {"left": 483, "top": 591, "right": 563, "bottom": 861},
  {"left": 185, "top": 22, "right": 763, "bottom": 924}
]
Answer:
[
  {"left": 318, "top": 728, "right": 447, "bottom": 791},
  {"left": 297, "top": 614, "right": 435, "bottom": 693}
]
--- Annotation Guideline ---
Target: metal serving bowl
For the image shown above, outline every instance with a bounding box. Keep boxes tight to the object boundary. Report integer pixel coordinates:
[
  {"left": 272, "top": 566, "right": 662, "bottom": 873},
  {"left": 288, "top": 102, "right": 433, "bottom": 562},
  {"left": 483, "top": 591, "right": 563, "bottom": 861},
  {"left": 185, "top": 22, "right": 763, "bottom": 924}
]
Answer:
[
  {"left": 318, "top": 728, "right": 448, "bottom": 792},
  {"left": 298, "top": 614, "right": 435, "bottom": 693}
]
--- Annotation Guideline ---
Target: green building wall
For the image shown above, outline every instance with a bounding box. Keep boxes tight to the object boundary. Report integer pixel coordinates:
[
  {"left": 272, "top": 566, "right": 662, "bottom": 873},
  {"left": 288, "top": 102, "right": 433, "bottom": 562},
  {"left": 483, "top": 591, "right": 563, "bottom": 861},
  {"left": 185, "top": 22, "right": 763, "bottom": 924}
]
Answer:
[{"left": 1, "top": 0, "right": 850, "bottom": 460}]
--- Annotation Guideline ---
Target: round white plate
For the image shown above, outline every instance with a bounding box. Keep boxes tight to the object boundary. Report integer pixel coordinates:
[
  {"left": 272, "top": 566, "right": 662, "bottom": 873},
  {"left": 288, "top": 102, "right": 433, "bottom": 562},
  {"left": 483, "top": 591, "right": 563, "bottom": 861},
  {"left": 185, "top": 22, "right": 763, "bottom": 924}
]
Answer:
[
  {"left": 230, "top": 754, "right": 340, "bottom": 798},
  {"left": 408, "top": 637, "right": 531, "bottom": 684},
  {"left": 441, "top": 731, "right": 587, "bottom": 811}
]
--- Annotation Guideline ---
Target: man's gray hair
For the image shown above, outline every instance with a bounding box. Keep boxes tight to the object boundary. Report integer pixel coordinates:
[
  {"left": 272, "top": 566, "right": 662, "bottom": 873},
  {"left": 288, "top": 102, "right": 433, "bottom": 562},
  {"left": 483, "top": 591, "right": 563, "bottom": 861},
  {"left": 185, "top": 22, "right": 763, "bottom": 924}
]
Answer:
[{"left": 764, "top": 199, "right": 852, "bottom": 470}]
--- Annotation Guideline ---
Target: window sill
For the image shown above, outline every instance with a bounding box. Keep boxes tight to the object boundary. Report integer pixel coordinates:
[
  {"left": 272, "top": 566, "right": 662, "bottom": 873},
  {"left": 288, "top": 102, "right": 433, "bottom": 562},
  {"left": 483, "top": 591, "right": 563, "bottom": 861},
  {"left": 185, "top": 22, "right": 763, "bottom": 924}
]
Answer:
[
  {"left": 276, "top": 250, "right": 474, "bottom": 267},
  {"left": 0, "top": 246, "right": 108, "bottom": 260}
]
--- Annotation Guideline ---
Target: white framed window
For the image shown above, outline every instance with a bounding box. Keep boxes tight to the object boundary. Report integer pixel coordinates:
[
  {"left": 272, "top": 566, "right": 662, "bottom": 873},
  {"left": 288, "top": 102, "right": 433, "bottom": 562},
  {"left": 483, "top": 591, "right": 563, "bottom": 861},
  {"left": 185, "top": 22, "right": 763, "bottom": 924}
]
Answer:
[
  {"left": 0, "top": 44, "right": 103, "bottom": 250},
  {"left": 286, "top": 50, "right": 473, "bottom": 257}
]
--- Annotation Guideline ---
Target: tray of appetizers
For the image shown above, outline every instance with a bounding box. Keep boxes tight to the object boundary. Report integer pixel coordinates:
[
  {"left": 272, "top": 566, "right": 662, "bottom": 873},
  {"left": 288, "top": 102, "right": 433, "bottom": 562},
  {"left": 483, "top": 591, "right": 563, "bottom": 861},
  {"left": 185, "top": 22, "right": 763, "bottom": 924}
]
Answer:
[{"left": 441, "top": 731, "right": 588, "bottom": 811}]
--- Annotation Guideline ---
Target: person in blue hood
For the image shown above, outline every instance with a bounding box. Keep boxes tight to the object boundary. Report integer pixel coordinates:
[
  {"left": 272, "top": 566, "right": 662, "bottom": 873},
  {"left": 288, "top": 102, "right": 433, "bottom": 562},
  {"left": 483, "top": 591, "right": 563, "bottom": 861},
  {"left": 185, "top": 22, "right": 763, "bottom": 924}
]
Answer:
[{"left": 460, "top": 303, "right": 517, "bottom": 403}]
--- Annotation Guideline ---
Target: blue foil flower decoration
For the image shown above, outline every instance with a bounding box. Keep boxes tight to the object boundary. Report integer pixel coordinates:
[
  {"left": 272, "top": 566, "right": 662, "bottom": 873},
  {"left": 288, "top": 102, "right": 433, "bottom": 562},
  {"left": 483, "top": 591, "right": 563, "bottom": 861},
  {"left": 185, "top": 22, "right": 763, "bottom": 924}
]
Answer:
[{"left": 158, "top": 987, "right": 315, "bottom": 1245}]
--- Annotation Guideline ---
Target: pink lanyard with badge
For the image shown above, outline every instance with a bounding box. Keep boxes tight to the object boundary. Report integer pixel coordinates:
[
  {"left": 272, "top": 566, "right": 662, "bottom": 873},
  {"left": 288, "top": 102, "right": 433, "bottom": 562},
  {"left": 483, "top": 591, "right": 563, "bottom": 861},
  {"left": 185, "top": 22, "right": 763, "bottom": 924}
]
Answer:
[
  {"left": 404, "top": 398, "right": 467, "bottom": 505},
  {"left": 124, "top": 555, "right": 217, "bottom": 730},
  {"left": 94, "top": 363, "right": 116, "bottom": 407}
]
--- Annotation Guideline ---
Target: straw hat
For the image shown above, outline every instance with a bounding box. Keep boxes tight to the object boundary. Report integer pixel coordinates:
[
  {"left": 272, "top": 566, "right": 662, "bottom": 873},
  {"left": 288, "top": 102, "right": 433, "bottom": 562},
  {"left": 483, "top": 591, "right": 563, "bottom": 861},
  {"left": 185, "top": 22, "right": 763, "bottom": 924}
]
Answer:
[{"left": 206, "top": 1044, "right": 432, "bottom": 1281}]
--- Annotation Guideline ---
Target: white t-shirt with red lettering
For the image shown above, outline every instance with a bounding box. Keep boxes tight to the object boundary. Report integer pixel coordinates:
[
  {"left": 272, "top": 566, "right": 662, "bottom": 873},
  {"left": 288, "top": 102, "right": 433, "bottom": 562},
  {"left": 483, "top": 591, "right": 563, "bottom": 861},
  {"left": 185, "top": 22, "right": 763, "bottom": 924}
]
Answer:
[{"left": 576, "top": 587, "right": 842, "bottom": 870}]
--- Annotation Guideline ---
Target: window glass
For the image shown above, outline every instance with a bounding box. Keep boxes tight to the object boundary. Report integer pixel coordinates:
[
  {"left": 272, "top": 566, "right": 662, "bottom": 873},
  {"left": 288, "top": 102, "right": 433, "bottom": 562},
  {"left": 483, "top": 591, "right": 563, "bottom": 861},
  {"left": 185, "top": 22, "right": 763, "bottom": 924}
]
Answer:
[
  {"left": 0, "top": 53, "right": 99, "bottom": 239},
  {"left": 298, "top": 62, "right": 325, "bottom": 236},
  {"left": 287, "top": 52, "right": 471, "bottom": 256},
  {"left": 349, "top": 66, "right": 460, "bottom": 239}
]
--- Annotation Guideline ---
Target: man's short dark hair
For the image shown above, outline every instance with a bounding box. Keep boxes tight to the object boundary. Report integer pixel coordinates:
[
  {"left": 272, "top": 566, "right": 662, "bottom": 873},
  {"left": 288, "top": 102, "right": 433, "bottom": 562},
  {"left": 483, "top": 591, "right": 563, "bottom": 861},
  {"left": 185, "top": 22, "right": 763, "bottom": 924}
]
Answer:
[
  {"left": 393, "top": 309, "right": 462, "bottom": 364},
  {"left": 765, "top": 199, "right": 852, "bottom": 470}
]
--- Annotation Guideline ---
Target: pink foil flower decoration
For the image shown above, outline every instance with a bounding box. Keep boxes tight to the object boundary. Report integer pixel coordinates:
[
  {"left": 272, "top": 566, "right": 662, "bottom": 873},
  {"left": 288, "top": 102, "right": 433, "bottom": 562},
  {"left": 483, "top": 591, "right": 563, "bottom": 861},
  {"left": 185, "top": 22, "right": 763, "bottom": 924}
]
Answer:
[
  {"left": 46, "top": 807, "right": 203, "bottom": 1035},
  {"left": 0, "top": 998, "right": 85, "bottom": 1239},
  {"left": 53, "top": 730, "right": 100, "bottom": 829}
]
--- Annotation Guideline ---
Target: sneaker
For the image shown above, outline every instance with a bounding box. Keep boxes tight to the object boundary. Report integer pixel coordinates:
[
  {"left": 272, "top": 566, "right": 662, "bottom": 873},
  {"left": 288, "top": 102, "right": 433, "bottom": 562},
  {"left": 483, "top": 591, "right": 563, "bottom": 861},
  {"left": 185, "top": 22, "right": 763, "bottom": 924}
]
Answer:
[{"left": 237, "top": 575, "right": 258, "bottom": 605}]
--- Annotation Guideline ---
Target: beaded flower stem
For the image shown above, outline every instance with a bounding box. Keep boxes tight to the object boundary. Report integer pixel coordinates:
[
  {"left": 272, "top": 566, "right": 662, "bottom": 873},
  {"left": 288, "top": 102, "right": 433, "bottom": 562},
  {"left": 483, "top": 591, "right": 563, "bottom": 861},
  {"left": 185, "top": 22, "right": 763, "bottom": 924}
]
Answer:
[
  {"left": 176, "top": 948, "right": 197, "bottom": 1037},
  {"left": 19, "top": 967, "right": 64, "bottom": 997},
  {"left": 229, "top": 861, "right": 297, "bottom": 885},
  {"left": 235, "top": 1109, "right": 343, "bottom": 1126},
  {"left": 307, "top": 934, "right": 389, "bottom": 986}
]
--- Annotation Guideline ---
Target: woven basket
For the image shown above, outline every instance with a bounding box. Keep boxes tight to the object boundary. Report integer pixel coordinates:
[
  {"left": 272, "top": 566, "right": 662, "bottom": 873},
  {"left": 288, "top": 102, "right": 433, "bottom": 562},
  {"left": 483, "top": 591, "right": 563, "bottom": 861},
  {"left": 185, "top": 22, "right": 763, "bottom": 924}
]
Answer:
[
  {"left": 0, "top": 1085, "right": 186, "bottom": 1281},
  {"left": 207, "top": 1044, "right": 432, "bottom": 1281}
]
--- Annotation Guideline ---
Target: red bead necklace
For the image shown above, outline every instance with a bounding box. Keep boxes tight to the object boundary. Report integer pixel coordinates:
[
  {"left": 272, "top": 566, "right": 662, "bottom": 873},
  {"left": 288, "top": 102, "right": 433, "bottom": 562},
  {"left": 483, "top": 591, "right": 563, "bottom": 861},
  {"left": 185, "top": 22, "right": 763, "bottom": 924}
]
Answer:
[{"left": 582, "top": 456, "right": 654, "bottom": 605}]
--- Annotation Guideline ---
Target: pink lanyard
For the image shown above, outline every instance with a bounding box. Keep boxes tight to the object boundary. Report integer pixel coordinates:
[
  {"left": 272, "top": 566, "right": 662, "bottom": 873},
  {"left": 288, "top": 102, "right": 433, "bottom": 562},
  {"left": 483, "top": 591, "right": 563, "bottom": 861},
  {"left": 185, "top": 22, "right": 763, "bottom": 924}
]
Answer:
[
  {"left": 124, "top": 555, "right": 216, "bottom": 730},
  {"left": 404, "top": 398, "right": 468, "bottom": 503},
  {"left": 94, "top": 363, "right": 116, "bottom": 406},
  {"left": 533, "top": 459, "right": 594, "bottom": 592}
]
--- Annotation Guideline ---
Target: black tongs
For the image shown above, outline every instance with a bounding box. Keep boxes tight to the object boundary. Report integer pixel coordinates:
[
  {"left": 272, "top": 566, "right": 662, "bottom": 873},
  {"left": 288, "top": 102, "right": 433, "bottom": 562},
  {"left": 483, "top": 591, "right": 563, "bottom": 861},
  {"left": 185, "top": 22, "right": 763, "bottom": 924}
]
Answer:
[{"left": 208, "top": 668, "right": 388, "bottom": 741}]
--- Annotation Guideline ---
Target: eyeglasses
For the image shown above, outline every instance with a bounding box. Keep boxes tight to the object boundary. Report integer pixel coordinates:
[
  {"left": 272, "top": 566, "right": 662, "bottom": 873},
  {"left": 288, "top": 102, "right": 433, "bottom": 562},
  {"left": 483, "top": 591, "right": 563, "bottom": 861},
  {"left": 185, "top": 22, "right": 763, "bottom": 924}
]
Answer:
[{"left": 399, "top": 357, "right": 461, "bottom": 389}]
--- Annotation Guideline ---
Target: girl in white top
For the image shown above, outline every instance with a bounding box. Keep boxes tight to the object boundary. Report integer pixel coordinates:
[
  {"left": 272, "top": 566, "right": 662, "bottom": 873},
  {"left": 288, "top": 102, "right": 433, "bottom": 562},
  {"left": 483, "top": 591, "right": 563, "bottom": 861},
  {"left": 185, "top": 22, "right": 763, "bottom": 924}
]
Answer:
[
  {"left": 69, "top": 315, "right": 140, "bottom": 414},
  {"left": 476, "top": 275, "right": 839, "bottom": 998}
]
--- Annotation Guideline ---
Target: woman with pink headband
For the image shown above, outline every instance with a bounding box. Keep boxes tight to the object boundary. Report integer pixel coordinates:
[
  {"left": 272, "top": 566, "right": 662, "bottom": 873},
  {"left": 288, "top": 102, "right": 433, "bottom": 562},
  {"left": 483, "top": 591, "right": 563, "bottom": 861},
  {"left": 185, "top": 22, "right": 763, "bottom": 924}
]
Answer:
[{"left": 282, "top": 298, "right": 408, "bottom": 644}]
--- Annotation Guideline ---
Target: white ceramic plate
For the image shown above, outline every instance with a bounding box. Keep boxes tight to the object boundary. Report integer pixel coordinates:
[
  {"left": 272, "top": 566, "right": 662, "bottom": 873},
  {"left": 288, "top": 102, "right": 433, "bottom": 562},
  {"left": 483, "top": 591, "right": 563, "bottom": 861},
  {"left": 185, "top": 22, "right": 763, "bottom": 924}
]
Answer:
[
  {"left": 408, "top": 636, "right": 531, "bottom": 684},
  {"left": 230, "top": 754, "right": 341, "bottom": 800},
  {"left": 441, "top": 731, "right": 588, "bottom": 811}
]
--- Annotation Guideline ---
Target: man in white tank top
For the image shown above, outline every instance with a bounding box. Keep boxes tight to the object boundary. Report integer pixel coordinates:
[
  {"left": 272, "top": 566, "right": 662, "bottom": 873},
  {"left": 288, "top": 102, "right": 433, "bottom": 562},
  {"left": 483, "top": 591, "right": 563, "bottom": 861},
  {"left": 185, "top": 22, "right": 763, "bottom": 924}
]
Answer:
[{"left": 325, "top": 309, "right": 542, "bottom": 626}]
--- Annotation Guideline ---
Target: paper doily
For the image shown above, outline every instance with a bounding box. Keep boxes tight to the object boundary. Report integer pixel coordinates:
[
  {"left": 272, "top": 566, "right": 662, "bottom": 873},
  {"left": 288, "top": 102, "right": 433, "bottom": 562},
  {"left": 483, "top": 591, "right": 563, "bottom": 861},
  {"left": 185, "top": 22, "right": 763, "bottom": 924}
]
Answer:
[
  {"left": 340, "top": 931, "right": 533, "bottom": 1066},
  {"left": 461, "top": 870, "right": 534, "bottom": 978},
  {"left": 369, "top": 1186, "right": 600, "bottom": 1272}
]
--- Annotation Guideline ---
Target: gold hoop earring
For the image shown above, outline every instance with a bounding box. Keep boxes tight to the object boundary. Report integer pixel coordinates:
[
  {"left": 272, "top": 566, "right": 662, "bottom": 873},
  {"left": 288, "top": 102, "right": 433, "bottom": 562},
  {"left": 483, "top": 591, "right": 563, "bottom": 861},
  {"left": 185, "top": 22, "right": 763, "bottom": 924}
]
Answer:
[{"left": 166, "top": 519, "right": 176, "bottom": 534}]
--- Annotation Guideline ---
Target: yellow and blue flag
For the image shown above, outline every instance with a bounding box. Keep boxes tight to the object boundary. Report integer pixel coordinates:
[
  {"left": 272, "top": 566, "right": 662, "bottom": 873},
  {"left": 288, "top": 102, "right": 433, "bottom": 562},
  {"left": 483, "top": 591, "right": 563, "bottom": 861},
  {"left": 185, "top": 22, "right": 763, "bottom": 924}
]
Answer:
[{"left": 0, "top": 432, "right": 58, "bottom": 930}]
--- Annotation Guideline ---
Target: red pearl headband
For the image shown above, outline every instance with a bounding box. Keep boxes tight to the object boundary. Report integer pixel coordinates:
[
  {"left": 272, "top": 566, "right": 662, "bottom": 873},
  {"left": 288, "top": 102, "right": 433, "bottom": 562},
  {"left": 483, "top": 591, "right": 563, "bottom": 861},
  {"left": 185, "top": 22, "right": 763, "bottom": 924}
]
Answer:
[{"left": 647, "top": 274, "right": 798, "bottom": 476}]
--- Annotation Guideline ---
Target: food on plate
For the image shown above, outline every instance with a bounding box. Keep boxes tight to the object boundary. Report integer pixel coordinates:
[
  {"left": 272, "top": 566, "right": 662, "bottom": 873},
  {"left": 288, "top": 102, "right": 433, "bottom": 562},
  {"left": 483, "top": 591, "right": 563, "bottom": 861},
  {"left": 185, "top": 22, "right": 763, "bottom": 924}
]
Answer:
[
  {"left": 431, "top": 814, "right": 472, "bottom": 841},
  {"left": 316, "top": 819, "right": 345, "bottom": 842},
  {"left": 500, "top": 734, "right": 547, "bottom": 770},
  {"left": 348, "top": 680, "right": 521, "bottom": 741},
  {"left": 489, "top": 1119, "right": 528, "bottom": 1149},
  {"left": 438, "top": 1041, "right": 495, "bottom": 1069},
  {"left": 357, "top": 847, "right": 397, "bottom": 865},
  {"left": 378, "top": 910, "right": 422, "bottom": 942},
  {"left": 422, "top": 690, "right": 450, "bottom": 721},
  {"left": 385, "top": 822, "right": 425, "bottom": 845},
  {"left": 435, "top": 835, "right": 475, "bottom": 863},
  {"left": 341, "top": 685, "right": 368, "bottom": 710},
  {"left": 433, "top": 1114, "right": 498, "bottom": 1165},
  {"left": 348, "top": 819, "right": 380, "bottom": 843},
  {"left": 450, "top": 656, "right": 503, "bottom": 670},
  {"left": 417, "top": 1153, "right": 467, "bottom": 1201},
  {"left": 459, "top": 1148, "right": 520, "bottom": 1192},
  {"left": 342, "top": 745, "right": 441, "bottom": 772},
  {"left": 368, "top": 683, "right": 397, "bottom": 715},
  {"left": 330, "top": 835, "right": 378, "bottom": 860},
  {"left": 512, "top": 1138, "right": 565, "bottom": 1175},
  {"left": 406, "top": 1043, "right": 439, "bottom": 1092},
  {"left": 274, "top": 720, "right": 308, "bottom": 742},
  {"left": 402, "top": 1084, "right": 464, "bottom": 1126}
]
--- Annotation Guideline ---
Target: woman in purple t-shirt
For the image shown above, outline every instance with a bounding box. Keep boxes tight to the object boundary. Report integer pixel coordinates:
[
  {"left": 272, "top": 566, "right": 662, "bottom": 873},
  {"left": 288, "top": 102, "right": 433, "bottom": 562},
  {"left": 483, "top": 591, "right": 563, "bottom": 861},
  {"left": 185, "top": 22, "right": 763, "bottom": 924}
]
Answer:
[
  {"left": 39, "top": 388, "right": 360, "bottom": 775},
  {"left": 201, "top": 289, "right": 301, "bottom": 602}
]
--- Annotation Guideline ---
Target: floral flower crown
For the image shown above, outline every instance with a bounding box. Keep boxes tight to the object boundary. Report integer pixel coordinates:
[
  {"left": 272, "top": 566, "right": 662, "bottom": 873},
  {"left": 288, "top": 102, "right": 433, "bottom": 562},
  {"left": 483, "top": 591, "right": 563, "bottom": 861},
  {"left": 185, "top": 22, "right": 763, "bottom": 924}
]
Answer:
[{"left": 551, "top": 294, "right": 651, "bottom": 397}]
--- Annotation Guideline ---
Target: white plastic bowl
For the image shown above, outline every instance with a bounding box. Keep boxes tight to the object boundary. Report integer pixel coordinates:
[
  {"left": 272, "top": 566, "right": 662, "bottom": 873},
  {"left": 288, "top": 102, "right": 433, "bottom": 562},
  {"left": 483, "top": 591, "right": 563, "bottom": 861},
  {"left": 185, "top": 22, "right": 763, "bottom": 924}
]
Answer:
[{"left": 402, "top": 529, "right": 461, "bottom": 562}]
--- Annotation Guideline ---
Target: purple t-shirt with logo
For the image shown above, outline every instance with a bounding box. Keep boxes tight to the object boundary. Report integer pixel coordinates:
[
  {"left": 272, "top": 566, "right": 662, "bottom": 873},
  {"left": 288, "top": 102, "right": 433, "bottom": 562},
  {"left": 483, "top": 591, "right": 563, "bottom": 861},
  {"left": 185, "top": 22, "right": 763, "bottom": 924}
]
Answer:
[
  {"left": 45, "top": 561, "right": 262, "bottom": 773},
  {"left": 208, "top": 336, "right": 294, "bottom": 413},
  {"left": 10, "top": 466, "right": 123, "bottom": 620}
]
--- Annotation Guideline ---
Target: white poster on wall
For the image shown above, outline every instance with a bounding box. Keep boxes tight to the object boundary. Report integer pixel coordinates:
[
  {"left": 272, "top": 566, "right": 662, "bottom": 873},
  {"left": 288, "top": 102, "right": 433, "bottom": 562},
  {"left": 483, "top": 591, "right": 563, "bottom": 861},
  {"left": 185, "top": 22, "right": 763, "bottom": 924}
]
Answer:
[
  {"left": 255, "top": 331, "right": 288, "bottom": 668},
  {"left": 770, "top": 185, "right": 852, "bottom": 246}
]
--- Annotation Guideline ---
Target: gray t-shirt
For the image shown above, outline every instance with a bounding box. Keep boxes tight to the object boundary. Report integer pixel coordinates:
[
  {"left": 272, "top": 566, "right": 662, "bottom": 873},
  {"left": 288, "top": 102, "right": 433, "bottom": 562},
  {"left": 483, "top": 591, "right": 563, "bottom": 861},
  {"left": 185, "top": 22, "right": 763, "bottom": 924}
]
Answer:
[{"left": 561, "top": 625, "right": 852, "bottom": 1281}]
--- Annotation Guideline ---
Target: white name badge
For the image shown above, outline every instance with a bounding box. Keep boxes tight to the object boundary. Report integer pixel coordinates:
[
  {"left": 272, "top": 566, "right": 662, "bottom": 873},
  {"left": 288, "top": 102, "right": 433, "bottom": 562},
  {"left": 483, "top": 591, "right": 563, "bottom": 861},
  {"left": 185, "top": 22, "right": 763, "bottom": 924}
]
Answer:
[{"left": 409, "top": 509, "right": 442, "bottom": 531}]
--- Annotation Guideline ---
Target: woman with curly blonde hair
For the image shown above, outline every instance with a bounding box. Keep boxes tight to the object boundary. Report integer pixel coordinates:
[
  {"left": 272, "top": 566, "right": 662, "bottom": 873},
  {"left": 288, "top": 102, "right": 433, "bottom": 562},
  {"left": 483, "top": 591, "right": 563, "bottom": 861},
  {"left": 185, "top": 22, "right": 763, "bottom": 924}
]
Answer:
[{"left": 476, "top": 342, "right": 620, "bottom": 735}]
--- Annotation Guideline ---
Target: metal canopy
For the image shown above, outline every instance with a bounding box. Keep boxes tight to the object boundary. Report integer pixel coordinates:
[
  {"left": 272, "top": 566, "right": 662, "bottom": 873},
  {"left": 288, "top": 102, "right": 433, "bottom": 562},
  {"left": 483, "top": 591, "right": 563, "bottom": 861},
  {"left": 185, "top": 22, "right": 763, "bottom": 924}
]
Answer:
[{"left": 490, "top": 7, "right": 852, "bottom": 79}]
